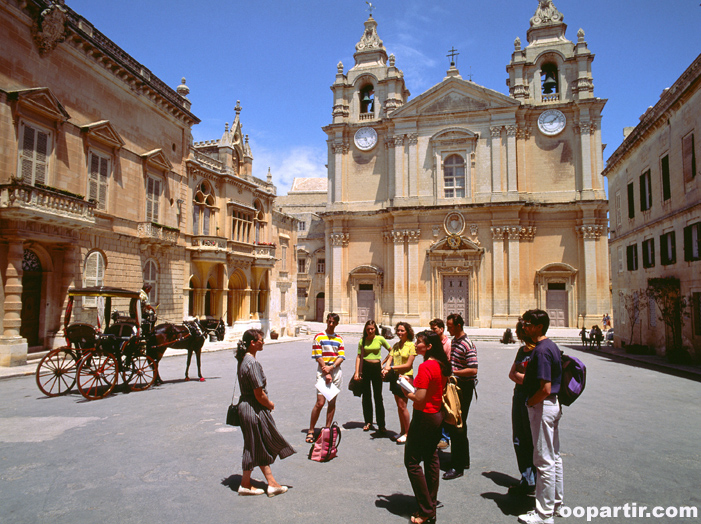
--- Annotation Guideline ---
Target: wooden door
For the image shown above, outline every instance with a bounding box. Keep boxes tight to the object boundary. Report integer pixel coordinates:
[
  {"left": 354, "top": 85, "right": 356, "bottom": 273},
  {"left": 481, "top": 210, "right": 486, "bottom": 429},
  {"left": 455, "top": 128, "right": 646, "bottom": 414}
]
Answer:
[
  {"left": 546, "top": 290, "right": 568, "bottom": 327},
  {"left": 357, "top": 289, "right": 375, "bottom": 323},
  {"left": 443, "top": 276, "right": 468, "bottom": 320},
  {"left": 21, "top": 272, "right": 42, "bottom": 348},
  {"left": 315, "top": 293, "right": 325, "bottom": 322}
]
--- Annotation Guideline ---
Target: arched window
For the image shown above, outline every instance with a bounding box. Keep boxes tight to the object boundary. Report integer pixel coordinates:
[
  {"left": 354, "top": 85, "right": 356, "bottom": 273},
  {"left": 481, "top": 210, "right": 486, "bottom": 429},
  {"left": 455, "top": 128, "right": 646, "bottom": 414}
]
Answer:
[
  {"left": 83, "top": 251, "right": 105, "bottom": 307},
  {"left": 359, "top": 84, "right": 375, "bottom": 115},
  {"left": 143, "top": 259, "right": 158, "bottom": 304},
  {"left": 193, "top": 180, "right": 216, "bottom": 236},
  {"left": 443, "top": 154, "right": 466, "bottom": 198},
  {"left": 541, "top": 63, "right": 559, "bottom": 101},
  {"left": 253, "top": 200, "right": 266, "bottom": 244}
]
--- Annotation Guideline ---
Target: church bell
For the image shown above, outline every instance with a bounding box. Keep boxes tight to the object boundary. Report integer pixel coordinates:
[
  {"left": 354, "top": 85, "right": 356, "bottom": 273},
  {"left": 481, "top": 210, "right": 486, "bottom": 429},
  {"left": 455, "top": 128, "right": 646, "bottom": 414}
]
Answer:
[{"left": 542, "top": 71, "right": 558, "bottom": 94}]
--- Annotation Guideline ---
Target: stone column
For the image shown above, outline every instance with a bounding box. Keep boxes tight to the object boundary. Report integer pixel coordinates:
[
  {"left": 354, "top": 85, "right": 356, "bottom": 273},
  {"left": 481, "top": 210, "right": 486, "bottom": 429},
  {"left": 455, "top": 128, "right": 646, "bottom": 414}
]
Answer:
[
  {"left": 406, "top": 229, "right": 420, "bottom": 318},
  {"left": 506, "top": 126, "right": 518, "bottom": 194},
  {"left": 578, "top": 121, "right": 593, "bottom": 191},
  {"left": 407, "top": 134, "right": 418, "bottom": 197},
  {"left": 394, "top": 136, "right": 406, "bottom": 198},
  {"left": 330, "top": 232, "right": 349, "bottom": 322},
  {"left": 506, "top": 226, "right": 521, "bottom": 318},
  {"left": 0, "top": 240, "right": 28, "bottom": 366},
  {"left": 330, "top": 142, "right": 347, "bottom": 205},
  {"left": 392, "top": 230, "right": 406, "bottom": 316},
  {"left": 577, "top": 225, "right": 603, "bottom": 324},
  {"left": 490, "top": 126, "right": 503, "bottom": 194},
  {"left": 490, "top": 227, "right": 507, "bottom": 320},
  {"left": 243, "top": 288, "right": 252, "bottom": 320},
  {"left": 386, "top": 138, "right": 396, "bottom": 199}
]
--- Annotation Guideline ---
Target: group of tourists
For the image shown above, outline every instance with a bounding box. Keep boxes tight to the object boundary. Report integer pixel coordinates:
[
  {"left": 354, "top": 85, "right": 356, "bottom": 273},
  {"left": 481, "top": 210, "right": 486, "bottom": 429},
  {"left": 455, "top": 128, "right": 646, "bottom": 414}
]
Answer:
[{"left": 231, "top": 308, "right": 565, "bottom": 524}]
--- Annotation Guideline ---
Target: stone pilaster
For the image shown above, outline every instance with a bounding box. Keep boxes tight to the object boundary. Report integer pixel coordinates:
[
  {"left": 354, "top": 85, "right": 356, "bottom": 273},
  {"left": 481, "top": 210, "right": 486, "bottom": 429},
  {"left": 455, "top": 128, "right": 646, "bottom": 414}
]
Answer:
[
  {"left": 506, "top": 226, "right": 521, "bottom": 317},
  {"left": 577, "top": 224, "right": 604, "bottom": 323},
  {"left": 0, "top": 241, "right": 28, "bottom": 366},
  {"left": 391, "top": 230, "right": 406, "bottom": 315},
  {"left": 490, "top": 227, "right": 507, "bottom": 318},
  {"left": 506, "top": 126, "right": 518, "bottom": 193},
  {"left": 330, "top": 232, "right": 349, "bottom": 322},
  {"left": 490, "top": 126, "right": 502, "bottom": 193},
  {"left": 406, "top": 229, "right": 420, "bottom": 317}
]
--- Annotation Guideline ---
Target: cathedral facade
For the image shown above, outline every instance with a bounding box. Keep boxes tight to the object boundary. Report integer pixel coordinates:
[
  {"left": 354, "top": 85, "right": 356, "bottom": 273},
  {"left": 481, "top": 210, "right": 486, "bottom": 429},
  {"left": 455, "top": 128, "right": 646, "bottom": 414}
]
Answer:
[{"left": 319, "top": 2, "right": 609, "bottom": 328}]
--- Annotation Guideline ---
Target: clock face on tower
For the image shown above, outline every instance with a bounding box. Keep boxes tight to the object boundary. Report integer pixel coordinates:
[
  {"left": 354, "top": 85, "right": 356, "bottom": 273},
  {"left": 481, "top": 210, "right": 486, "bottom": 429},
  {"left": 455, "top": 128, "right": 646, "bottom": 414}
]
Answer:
[
  {"left": 537, "top": 109, "right": 566, "bottom": 136},
  {"left": 354, "top": 127, "right": 378, "bottom": 151}
]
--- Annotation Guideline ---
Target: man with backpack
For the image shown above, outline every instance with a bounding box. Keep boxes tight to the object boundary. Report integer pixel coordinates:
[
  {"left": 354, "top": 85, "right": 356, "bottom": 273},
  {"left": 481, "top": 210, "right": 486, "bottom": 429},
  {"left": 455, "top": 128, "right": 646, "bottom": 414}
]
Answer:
[
  {"left": 518, "top": 309, "right": 564, "bottom": 524},
  {"left": 306, "top": 313, "right": 344, "bottom": 444}
]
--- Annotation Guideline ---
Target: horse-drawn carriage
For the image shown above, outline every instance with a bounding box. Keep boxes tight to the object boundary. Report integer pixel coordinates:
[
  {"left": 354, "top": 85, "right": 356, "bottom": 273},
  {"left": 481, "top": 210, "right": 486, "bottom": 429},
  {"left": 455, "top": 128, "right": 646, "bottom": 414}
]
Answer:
[{"left": 35, "top": 286, "right": 212, "bottom": 400}]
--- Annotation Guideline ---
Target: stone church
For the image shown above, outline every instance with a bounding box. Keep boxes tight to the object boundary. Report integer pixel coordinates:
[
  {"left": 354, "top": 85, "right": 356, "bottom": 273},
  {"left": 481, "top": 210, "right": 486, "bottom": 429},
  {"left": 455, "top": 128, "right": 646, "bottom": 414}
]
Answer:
[{"left": 305, "top": 1, "right": 609, "bottom": 328}]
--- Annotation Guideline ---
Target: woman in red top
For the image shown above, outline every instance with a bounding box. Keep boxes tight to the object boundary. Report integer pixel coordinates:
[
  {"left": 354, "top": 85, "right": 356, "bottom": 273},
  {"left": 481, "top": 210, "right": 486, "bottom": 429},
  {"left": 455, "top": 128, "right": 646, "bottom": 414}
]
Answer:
[{"left": 404, "top": 331, "right": 451, "bottom": 524}]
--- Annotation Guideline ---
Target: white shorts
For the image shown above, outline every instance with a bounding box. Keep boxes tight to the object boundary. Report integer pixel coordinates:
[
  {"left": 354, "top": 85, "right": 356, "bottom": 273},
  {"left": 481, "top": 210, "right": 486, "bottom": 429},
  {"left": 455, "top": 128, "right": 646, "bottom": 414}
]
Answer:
[{"left": 316, "top": 365, "right": 343, "bottom": 391}]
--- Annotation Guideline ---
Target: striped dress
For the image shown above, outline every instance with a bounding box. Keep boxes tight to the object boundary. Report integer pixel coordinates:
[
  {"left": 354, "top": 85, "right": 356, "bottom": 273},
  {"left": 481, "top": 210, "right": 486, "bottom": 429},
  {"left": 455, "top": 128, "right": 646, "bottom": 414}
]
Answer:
[{"left": 238, "top": 353, "right": 296, "bottom": 470}]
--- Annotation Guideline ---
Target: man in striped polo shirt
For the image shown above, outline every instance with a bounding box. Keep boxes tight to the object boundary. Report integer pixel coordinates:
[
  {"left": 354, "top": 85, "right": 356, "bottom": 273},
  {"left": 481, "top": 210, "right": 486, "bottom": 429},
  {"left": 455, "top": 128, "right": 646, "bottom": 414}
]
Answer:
[
  {"left": 443, "top": 313, "right": 478, "bottom": 480},
  {"left": 306, "top": 313, "right": 345, "bottom": 443}
]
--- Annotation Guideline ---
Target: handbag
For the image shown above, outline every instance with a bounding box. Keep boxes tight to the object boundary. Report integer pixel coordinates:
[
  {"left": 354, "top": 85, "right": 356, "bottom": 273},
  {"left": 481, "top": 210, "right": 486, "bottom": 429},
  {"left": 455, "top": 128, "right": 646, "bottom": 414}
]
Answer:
[
  {"left": 348, "top": 377, "right": 363, "bottom": 397},
  {"left": 226, "top": 368, "right": 241, "bottom": 426},
  {"left": 442, "top": 376, "right": 463, "bottom": 428}
]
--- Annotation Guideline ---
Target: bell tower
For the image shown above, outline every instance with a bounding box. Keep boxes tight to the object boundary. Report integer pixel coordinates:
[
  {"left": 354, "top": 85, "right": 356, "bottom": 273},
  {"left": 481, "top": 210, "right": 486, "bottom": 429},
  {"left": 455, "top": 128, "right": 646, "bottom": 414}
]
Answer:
[
  {"left": 324, "top": 14, "right": 409, "bottom": 207},
  {"left": 506, "top": 0, "right": 595, "bottom": 104}
]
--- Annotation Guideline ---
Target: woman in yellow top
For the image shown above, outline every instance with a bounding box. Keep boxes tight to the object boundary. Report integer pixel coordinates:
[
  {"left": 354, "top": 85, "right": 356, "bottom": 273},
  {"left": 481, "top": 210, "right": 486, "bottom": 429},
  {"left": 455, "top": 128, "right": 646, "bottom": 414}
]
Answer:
[
  {"left": 354, "top": 320, "right": 392, "bottom": 433},
  {"left": 382, "top": 322, "right": 416, "bottom": 444}
]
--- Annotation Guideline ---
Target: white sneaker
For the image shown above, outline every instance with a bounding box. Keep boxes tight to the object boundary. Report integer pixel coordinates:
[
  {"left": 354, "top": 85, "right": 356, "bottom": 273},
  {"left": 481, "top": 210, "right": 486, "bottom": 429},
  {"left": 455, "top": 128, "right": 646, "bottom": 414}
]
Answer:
[
  {"left": 554, "top": 506, "right": 566, "bottom": 518},
  {"left": 518, "top": 510, "right": 554, "bottom": 524}
]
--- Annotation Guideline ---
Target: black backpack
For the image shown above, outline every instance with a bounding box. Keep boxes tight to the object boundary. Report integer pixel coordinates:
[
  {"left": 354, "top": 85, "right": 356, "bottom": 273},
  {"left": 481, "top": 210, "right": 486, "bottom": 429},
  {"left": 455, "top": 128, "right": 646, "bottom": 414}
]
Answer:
[{"left": 558, "top": 353, "right": 586, "bottom": 406}]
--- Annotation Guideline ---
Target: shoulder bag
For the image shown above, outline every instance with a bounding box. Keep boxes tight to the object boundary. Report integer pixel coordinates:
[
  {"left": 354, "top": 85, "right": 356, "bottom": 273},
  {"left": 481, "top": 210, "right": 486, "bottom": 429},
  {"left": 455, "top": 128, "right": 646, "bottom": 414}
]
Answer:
[{"left": 226, "top": 368, "right": 241, "bottom": 426}]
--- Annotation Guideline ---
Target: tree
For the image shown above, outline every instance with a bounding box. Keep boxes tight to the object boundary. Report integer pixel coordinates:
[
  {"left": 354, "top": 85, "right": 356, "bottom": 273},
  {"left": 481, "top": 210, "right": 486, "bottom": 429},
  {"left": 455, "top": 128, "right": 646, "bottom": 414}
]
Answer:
[
  {"left": 618, "top": 289, "right": 647, "bottom": 345},
  {"left": 646, "top": 277, "right": 691, "bottom": 362}
]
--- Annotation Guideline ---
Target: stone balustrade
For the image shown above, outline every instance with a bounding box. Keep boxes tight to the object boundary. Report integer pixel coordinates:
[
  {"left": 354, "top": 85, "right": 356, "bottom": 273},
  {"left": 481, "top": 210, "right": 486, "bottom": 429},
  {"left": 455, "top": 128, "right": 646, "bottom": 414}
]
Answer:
[
  {"left": 0, "top": 182, "right": 95, "bottom": 227},
  {"left": 136, "top": 222, "right": 180, "bottom": 244}
]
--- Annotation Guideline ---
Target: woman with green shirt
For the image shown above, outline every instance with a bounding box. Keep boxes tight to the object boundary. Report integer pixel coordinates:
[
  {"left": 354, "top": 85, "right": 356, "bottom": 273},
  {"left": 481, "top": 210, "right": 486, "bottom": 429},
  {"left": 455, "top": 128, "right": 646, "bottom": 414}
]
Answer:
[
  {"left": 382, "top": 322, "right": 417, "bottom": 444},
  {"left": 354, "top": 320, "right": 391, "bottom": 432}
]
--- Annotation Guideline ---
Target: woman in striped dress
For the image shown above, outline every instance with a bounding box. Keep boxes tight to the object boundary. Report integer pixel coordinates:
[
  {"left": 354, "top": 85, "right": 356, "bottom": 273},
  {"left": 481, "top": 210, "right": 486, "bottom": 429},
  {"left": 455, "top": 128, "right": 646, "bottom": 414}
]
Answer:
[{"left": 235, "top": 329, "right": 296, "bottom": 497}]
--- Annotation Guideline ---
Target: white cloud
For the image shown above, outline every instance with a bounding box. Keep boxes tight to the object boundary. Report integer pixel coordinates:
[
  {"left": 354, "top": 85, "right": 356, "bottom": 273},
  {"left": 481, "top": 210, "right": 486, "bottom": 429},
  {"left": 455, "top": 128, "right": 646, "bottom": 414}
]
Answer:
[{"left": 251, "top": 144, "right": 327, "bottom": 196}]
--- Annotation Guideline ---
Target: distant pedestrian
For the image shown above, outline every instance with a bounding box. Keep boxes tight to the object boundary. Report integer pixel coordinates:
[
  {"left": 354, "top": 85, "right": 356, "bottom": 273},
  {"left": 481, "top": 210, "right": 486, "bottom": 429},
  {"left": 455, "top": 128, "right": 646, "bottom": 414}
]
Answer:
[
  {"left": 579, "top": 327, "right": 588, "bottom": 348},
  {"left": 307, "top": 313, "right": 344, "bottom": 443},
  {"left": 235, "top": 329, "right": 295, "bottom": 497},
  {"left": 404, "top": 331, "right": 451, "bottom": 524},
  {"left": 443, "top": 313, "right": 478, "bottom": 480},
  {"left": 354, "top": 320, "right": 391, "bottom": 433},
  {"left": 602, "top": 313, "right": 611, "bottom": 330},
  {"left": 518, "top": 310, "right": 564, "bottom": 524}
]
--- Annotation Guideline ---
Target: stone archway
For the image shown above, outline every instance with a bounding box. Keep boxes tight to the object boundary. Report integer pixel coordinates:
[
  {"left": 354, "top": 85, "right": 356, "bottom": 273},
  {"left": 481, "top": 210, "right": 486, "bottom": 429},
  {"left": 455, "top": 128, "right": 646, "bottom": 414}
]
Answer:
[
  {"left": 349, "top": 265, "right": 383, "bottom": 324},
  {"left": 21, "top": 249, "right": 42, "bottom": 348},
  {"left": 535, "top": 263, "right": 578, "bottom": 327}
]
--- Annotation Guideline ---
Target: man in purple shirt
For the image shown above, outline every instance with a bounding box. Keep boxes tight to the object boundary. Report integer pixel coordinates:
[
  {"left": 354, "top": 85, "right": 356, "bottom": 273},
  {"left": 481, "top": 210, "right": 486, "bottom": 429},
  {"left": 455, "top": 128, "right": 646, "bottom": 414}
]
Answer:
[
  {"left": 518, "top": 309, "right": 564, "bottom": 524},
  {"left": 443, "top": 313, "right": 478, "bottom": 480}
]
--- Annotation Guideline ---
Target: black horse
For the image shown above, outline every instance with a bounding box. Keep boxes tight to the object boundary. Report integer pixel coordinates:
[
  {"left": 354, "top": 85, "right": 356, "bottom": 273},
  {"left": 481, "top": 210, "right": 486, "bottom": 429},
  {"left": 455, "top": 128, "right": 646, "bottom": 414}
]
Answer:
[{"left": 146, "top": 320, "right": 208, "bottom": 383}]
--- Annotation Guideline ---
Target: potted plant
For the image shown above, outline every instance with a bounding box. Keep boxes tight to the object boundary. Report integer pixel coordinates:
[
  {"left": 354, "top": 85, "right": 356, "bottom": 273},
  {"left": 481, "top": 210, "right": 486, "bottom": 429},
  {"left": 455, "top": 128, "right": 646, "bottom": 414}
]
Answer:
[{"left": 270, "top": 329, "right": 279, "bottom": 340}]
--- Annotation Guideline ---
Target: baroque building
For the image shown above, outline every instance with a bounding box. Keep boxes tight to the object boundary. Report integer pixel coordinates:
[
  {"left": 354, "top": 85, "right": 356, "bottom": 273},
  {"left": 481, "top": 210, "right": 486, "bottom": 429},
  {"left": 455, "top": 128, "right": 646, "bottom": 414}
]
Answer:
[
  {"left": 604, "top": 52, "right": 701, "bottom": 360},
  {"left": 0, "top": 0, "right": 294, "bottom": 366},
  {"left": 313, "top": 1, "right": 609, "bottom": 327}
]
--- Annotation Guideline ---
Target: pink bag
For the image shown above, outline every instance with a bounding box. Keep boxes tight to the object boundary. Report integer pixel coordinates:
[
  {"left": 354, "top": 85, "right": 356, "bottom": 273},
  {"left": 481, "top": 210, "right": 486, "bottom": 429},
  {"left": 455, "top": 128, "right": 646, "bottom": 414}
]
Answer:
[{"left": 308, "top": 422, "right": 342, "bottom": 462}]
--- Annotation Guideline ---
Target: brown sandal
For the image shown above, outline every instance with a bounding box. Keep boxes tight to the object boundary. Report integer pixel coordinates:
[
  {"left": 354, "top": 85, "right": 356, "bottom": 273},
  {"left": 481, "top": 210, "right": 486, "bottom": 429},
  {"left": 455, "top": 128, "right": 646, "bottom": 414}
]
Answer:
[{"left": 305, "top": 430, "right": 315, "bottom": 443}]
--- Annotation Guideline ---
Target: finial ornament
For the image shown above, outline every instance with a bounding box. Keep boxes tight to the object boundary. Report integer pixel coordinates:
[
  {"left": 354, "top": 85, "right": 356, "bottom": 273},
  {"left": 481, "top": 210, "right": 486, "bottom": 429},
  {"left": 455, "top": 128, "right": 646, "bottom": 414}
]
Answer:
[
  {"left": 389, "top": 54, "right": 395, "bottom": 67},
  {"left": 176, "top": 77, "right": 190, "bottom": 97},
  {"left": 514, "top": 37, "right": 522, "bottom": 51},
  {"left": 530, "top": 0, "right": 563, "bottom": 27},
  {"left": 235, "top": 100, "right": 242, "bottom": 115},
  {"left": 337, "top": 61, "right": 344, "bottom": 74},
  {"left": 446, "top": 47, "right": 459, "bottom": 67},
  {"left": 365, "top": 1, "right": 375, "bottom": 16}
]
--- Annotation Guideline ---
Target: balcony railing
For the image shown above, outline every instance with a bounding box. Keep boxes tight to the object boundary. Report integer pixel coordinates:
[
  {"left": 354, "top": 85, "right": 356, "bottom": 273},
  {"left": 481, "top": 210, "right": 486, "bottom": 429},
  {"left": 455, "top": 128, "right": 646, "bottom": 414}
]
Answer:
[
  {"left": 137, "top": 222, "right": 180, "bottom": 245},
  {"left": 359, "top": 112, "right": 375, "bottom": 121},
  {"left": 191, "top": 235, "right": 228, "bottom": 249},
  {"left": 542, "top": 93, "right": 560, "bottom": 103},
  {"left": 0, "top": 181, "right": 95, "bottom": 228}
]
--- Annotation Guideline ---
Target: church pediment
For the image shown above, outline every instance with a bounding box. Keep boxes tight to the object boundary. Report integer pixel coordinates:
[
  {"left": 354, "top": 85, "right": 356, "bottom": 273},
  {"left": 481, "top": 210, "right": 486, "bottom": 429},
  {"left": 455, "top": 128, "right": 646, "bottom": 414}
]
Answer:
[
  {"left": 391, "top": 78, "right": 519, "bottom": 118},
  {"left": 429, "top": 235, "right": 484, "bottom": 254}
]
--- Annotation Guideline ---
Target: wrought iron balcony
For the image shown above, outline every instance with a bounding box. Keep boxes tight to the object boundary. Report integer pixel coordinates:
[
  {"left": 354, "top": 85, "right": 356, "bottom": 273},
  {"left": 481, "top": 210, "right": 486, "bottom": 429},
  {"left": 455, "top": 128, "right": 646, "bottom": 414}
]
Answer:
[{"left": 0, "top": 181, "right": 95, "bottom": 228}]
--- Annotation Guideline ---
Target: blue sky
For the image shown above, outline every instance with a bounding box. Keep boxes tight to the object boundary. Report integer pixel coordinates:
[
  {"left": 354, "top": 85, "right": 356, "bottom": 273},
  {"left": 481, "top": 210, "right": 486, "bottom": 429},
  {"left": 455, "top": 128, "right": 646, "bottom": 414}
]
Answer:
[{"left": 66, "top": 0, "right": 701, "bottom": 196}]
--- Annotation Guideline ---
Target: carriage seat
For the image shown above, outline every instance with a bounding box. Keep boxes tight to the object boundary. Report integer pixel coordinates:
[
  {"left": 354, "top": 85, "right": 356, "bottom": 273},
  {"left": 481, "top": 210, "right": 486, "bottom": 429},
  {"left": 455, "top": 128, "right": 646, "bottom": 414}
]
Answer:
[{"left": 65, "top": 323, "right": 98, "bottom": 349}]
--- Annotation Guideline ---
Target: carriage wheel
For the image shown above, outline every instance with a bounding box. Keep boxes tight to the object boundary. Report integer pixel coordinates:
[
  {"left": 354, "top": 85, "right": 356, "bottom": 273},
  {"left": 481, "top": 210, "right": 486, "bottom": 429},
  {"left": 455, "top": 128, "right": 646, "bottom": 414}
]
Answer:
[
  {"left": 122, "top": 354, "right": 157, "bottom": 391},
  {"left": 35, "top": 348, "right": 78, "bottom": 397},
  {"left": 76, "top": 352, "right": 118, "bottom": 400}
]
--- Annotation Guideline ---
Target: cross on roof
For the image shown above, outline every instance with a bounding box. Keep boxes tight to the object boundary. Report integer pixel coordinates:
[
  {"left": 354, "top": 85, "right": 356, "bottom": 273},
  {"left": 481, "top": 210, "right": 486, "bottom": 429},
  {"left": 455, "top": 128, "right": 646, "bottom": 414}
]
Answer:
[
  {"left": 366, "top": 1, "right": 375, "bottom": 15},
  {"left": 447, "top": 47, "right": 459, "bottom": 66}
]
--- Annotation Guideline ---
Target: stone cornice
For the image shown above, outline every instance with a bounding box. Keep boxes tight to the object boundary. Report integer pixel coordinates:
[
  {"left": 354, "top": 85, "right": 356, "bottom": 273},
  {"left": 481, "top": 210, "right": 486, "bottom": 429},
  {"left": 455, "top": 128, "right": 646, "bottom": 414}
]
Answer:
[{"left": 23, "top": 0, "right": 200, "bottom": 125}]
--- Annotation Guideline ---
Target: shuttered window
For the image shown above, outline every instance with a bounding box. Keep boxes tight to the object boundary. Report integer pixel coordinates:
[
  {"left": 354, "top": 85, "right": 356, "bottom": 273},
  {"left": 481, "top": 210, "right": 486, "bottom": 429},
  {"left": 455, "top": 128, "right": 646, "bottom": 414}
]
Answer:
[
  {"left": 626, "top": 244, "right": 638, "bottom": 271},
  {"left": 660, "top": 231, "right": 676, "bottom": 266},
  {"left": 146, "top": 175, "right": 161, "bottom": 223},
  {"left": 83, "top": 251, "right": 105, "bottom": 307},
  {"left": 660, "top": 154, "right": 671, "bottom": 201},
  {"left": 627, "top": 182, "right": 635, "bottom": 218},
  {"left": 682, "top": 133, "right": 696, "bottom": 184},
  {"left": 683, "top": 222, "right": 701, "bottom": 262},
  {"left": 19, "top": 122, "right": 51, "bottom": 185},
  {"left": 143, "top": 259, "right": 158, "bottom": 305},
  {"left": 639, "top": 170, "right": 652, "bottom": 211},
  {"left": 88, "top": 151, "right": 109, "bottom": 210}
]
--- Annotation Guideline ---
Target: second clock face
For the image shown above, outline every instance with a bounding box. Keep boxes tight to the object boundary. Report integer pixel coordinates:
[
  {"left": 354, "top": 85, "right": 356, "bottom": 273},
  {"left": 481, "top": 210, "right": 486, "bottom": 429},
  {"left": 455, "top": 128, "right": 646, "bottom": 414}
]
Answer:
[
  {"left": 354, "top": 127, "right": 378, "bottom": 151},
  {"left": 537, "top": 109, "right": 566, "bottom": 136}
]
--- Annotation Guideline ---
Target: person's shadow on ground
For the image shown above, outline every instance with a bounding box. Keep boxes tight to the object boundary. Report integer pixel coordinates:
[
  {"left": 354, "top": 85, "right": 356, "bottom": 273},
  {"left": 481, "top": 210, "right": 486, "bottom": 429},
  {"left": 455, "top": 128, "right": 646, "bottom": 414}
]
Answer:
[{"left": 481, "top": 471, "right": 535, "bottom": 516}]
